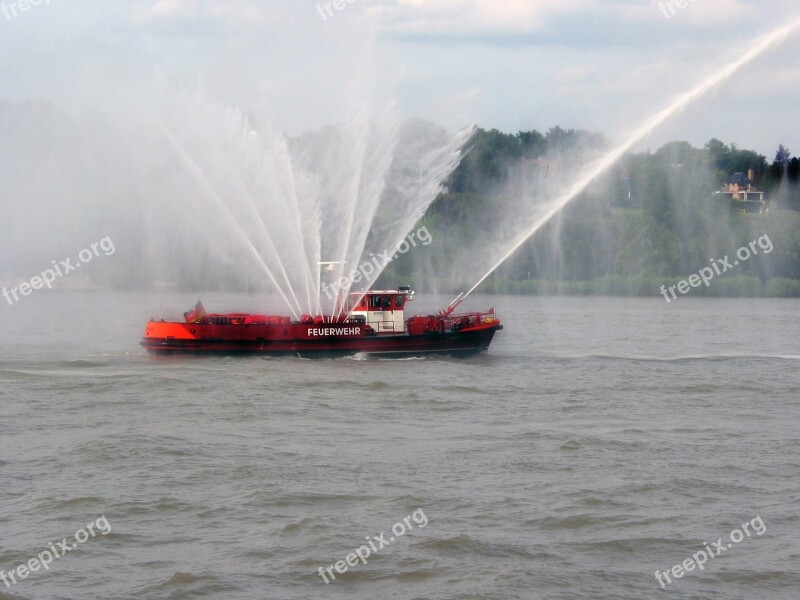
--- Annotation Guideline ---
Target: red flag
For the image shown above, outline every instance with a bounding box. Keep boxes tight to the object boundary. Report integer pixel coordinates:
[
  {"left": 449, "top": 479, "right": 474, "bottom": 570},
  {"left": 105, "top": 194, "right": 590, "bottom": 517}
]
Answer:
[{"left": 183, "top": 301, "right": 208, "bottom": 323}]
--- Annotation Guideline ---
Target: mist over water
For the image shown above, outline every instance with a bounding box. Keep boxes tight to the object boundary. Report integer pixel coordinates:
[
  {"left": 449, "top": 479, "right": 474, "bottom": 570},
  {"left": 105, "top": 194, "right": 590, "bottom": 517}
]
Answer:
[
  {"left": 451, "top": 17, "right": 800, "bottom": 300},
  {"left": 0, "top": 87, "right": 472, "bottom": 316},
  {"left": 4, "top": 18, "right": 797, "bottom": 315}
]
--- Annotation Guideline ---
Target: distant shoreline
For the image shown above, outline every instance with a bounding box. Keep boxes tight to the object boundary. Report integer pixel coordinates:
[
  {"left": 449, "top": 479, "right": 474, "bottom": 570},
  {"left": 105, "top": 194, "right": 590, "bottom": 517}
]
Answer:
[{"left": 411, "top": 275, "right": 800, "bottom": 299}]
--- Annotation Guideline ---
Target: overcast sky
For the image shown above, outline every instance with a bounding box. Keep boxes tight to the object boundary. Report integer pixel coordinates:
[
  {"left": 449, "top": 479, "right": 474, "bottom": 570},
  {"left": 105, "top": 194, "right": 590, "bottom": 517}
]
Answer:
[{"left": 1, "top": 0, "right": 799, "bottom": 156}]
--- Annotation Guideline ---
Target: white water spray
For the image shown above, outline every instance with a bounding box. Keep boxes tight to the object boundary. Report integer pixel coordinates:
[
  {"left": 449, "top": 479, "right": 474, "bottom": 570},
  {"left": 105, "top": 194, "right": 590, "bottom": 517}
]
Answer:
[
  {"left": 161, "top": 127, "right": 304, "bottom": 320},
  {"left": 461, "top": 18, "right": 800, "bottom": 302},
  {"left": 289, "top": 118, "right": 473, "bottom": 316}
]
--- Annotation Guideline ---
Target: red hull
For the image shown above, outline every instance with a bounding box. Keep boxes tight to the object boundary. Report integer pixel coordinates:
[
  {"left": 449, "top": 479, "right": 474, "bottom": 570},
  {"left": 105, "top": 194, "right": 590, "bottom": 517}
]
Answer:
[{"left": 142, "top": 316, "right": 502, "bottom": 357}]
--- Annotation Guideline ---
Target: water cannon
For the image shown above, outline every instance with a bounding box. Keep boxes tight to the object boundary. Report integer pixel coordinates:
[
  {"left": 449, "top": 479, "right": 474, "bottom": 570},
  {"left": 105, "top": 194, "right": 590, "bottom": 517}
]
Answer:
[{"left": 439, "top": 292, "right": 465, "bottom": 317}]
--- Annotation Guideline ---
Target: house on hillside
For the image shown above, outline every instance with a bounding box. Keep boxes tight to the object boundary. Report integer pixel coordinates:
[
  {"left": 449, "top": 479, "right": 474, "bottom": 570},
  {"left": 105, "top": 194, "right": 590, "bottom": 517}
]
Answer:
[{"left": 715, "top": 169, "right": 767, "bottom": 213}]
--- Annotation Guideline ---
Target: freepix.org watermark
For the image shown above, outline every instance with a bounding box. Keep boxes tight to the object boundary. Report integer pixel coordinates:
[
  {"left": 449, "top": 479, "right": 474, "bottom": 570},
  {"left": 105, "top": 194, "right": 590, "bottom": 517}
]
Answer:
[
  {"left": 1, "top": 515, "right": 111, "bottom": 589},
  {"left": 1, "top": 0, "right": 50, "bottom": 22},
  {"left": 2, "top": 236, "right": 116, "bottom": 307},
  {"left": 660, "top": 234, "right": 773, "bottom": 303},
  {"left": 654, "top": 515, "right": 766, "bottom": 588},
  {"left": 657, "top": 0, "right": 701, "bottom": 20},
  {"left": 316, "top": 0, "right": 369, "bottom": 21},
  {"left": 317, "top": 509, "right": 428, "bottom": 584},
  {"left": 321, "top": 226, "right": 432, "bottom": 300}
]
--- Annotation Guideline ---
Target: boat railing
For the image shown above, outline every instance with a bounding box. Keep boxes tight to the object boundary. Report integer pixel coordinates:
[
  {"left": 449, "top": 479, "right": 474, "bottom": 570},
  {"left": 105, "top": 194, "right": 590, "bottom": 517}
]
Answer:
[{"left": 444, "top": 310, "right": 499, "bottom": 331}]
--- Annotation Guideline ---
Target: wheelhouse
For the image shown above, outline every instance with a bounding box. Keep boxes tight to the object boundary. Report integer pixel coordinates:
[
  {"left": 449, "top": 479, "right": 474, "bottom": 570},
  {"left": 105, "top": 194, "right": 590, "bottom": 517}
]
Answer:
[{"left": 346, "top": 287, "right": 415, "bottom": 334}]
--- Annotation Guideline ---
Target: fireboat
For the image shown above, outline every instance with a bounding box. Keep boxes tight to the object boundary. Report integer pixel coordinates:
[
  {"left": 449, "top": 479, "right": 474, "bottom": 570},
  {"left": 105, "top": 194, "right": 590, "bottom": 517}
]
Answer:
[{"left": 141, "top": 288, "right": 502, "bottom": 357}]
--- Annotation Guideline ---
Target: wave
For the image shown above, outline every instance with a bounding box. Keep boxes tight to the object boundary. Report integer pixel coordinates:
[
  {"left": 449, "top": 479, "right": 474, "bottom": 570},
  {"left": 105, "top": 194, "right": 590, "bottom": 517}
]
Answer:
[{"left": 534, "top": 352, "right": 800, "bottom": 362}]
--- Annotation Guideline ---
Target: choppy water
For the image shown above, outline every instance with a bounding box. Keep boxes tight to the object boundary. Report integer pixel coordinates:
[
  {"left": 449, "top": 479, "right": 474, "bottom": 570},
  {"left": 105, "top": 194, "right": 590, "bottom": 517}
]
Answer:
[{"left": 1, "top": 292, "right": 799, "bottom": 600}]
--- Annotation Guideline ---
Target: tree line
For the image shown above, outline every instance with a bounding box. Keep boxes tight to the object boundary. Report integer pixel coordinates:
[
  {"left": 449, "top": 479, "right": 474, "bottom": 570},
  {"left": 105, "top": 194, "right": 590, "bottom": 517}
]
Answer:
[{"left": 379, "top": 128, "right": 800, "bottom": 297}]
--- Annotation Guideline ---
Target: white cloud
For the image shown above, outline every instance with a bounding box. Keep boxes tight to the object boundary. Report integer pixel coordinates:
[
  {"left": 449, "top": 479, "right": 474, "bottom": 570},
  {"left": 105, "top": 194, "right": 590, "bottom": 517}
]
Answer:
[
  {"left": 131, "top": 0, "right": 272, "bottom": 26},
  {"left": 0, "top": 0, "right": 797, "bottom": 153},
  {"left": 151, "top": 0, "right": 197, "bottom": 18},
  {"left": 373, "top": 0, "right": 593, "bottom": 36},
  {"left": 612, "top": 0, "right": 757, "bottom": 26},
  {"left": 660, "top": 0, "right": 755, "bottom": 25},
  {"left": 131, "top": 0, "right": 198, "bottom": 23}
]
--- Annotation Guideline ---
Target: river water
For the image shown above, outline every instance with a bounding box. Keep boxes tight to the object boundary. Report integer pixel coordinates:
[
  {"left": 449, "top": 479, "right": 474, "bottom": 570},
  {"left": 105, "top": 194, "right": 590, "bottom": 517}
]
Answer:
[{"left": 1, "top": 292, "right": 798, "bottom": 599}]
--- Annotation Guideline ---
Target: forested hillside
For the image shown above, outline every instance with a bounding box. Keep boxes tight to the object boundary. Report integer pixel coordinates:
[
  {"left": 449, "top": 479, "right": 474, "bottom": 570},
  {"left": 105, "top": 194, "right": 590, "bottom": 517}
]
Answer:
[{"left": 379, "top": 128, "right": 800, "bottom": 297}]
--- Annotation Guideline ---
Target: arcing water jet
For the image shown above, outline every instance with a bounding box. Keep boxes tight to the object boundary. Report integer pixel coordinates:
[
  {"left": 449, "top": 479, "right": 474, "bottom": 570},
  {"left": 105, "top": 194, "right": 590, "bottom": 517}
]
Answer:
[{"left": 460, "top": 17, "right": 800, "bottom": 303}]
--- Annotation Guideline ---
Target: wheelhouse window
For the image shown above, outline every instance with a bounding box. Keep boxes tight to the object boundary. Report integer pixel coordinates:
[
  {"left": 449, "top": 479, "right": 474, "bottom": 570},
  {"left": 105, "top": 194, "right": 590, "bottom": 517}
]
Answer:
[{"left": 368, "top": 295, "right": 395, "bottom": 309}]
